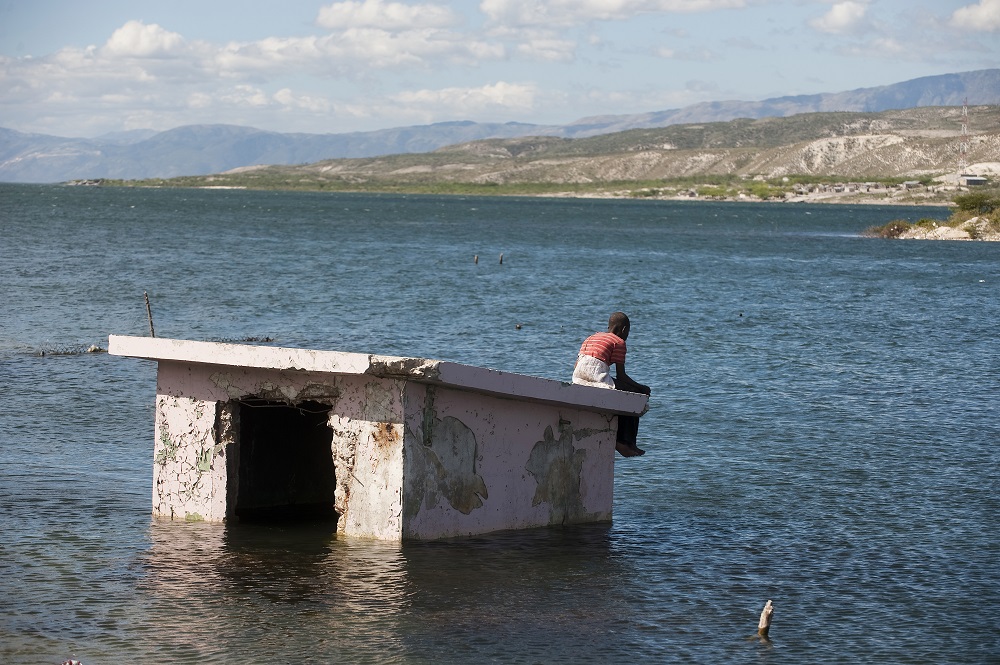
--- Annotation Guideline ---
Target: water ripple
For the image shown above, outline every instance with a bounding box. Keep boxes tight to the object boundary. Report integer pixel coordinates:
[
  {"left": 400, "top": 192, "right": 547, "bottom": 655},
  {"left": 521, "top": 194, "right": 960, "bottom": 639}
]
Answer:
[{"left": 2, "top": 186, "right": 998, "bottom": 663}]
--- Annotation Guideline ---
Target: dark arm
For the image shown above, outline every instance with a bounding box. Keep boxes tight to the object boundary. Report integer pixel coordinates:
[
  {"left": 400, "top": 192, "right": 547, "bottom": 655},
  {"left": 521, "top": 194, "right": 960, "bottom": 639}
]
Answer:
[{"left": 614, "top": 362, "right": 650, "bottom": 395}]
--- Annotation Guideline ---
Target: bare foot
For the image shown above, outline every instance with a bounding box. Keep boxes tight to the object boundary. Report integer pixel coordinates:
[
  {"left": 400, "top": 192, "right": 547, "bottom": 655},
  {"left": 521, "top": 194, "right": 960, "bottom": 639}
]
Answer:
[{"left": 616, "top": 442, "right": 645, "bottom": 457}]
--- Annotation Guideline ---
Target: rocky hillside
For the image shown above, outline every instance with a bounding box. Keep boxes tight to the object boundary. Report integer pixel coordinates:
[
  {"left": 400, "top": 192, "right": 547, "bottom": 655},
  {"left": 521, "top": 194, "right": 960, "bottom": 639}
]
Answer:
[{"left": 161, "top": 106, "right": 1000, "bottom": 190}]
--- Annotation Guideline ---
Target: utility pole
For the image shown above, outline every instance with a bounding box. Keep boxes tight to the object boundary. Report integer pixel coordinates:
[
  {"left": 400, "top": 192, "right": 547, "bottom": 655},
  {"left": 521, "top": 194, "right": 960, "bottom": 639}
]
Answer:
[{"left": 959, "top": 97, "right": 969, "bottom": 176}]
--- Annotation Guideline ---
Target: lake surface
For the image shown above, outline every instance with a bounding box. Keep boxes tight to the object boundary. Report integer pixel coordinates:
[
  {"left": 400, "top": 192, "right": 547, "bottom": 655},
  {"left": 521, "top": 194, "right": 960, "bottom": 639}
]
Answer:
[{"left": 1, "top": 184, "right": 997, "bottom": 664}]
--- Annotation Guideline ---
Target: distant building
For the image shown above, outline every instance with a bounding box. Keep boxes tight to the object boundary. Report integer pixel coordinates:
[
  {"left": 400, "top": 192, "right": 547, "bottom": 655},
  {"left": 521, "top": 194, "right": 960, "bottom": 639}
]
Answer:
[{"left": 960, "top": 175, "right": 989, "bottom": 187}]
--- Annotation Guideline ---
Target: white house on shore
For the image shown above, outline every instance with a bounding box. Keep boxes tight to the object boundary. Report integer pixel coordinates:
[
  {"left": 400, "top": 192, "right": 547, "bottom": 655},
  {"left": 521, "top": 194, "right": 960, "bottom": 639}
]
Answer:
[{"left": 960, "top": 174, "right": 989, "bottom": 187}]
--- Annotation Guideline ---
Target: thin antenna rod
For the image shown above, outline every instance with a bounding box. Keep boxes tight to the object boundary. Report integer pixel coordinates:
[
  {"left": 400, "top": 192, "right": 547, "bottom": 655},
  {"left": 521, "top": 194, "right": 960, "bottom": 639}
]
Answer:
[{"left": 144, "top": 291, "right": 156, "bottom": 338}]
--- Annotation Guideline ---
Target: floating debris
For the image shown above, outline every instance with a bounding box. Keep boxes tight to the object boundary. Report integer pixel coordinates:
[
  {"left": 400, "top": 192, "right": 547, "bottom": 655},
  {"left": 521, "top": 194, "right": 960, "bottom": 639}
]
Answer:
[{"left": 32, "top": 344, "right": 105, "bottom": 356}]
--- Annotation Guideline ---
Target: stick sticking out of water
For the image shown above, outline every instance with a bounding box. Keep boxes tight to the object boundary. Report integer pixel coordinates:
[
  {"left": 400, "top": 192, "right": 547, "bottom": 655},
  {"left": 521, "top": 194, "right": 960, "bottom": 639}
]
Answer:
[
  {"left": 144, "top": 291, "right": 156, "bottom": 338},
  {"left": 499, "top": 252, "right": 504, "bottom": 264},
  {"left": 758, "top": 600, "right": 774, "bottom": 638}
]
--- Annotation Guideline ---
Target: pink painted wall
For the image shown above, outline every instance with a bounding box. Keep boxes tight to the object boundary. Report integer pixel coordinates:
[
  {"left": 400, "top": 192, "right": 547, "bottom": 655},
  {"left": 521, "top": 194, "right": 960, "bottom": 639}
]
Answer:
[{"left": 401, "top": 382, "right": 616, "bottom": 539}]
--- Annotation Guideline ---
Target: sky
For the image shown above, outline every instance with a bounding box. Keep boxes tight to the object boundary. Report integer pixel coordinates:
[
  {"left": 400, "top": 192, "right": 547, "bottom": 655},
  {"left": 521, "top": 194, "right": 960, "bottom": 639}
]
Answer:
[{"left": 1, "top": 0, "right": 999, "bottom": 138}]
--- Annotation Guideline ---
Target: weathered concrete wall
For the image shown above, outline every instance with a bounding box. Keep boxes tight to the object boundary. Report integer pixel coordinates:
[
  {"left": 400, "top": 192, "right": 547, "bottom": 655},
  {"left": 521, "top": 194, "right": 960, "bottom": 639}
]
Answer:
[
  {"left": 153, "top": 361, "right": 408, "bottom": 536},
  {"left": 401, "top": 382, "right": 616, "bottom": 539},
  {"left": 111, "top": 336, "right": 647, "bottom": 540},
  {"left": 327, "top": 379, "right": 406, "bottom": 540},
  {"left": 152, "top": 394, "right": 229, "bottom": 521}
]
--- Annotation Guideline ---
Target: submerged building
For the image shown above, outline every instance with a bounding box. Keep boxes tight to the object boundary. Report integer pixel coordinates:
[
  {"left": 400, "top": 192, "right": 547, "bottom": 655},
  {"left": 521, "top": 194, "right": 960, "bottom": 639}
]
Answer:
[{"left": 109, "top": 335, "right": 648, "bottom": 540}]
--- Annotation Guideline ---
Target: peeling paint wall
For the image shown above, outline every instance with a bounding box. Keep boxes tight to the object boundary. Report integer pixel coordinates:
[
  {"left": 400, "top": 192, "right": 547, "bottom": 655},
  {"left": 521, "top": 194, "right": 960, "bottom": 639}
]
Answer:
[
  {"left": 401, "top": 383, "right": 617, "bottom": 539},
  {"left": 329, "top": 377, "right": 405, "bottom": 540},
  {"left": 154, "top": 361, "right": 407, "bottom": 536},
  {"left": 153, "top": 394, "right": 226, "bottom": 521},
  {"left": 135, "top": 339, "right": 633, "bottom": 540}
]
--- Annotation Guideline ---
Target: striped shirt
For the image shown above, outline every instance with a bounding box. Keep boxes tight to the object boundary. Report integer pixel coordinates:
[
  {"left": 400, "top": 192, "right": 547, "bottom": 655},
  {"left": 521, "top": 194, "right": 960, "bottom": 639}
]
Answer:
[{"left": 578, "top": 332, "right": 627, "bottom": 366}]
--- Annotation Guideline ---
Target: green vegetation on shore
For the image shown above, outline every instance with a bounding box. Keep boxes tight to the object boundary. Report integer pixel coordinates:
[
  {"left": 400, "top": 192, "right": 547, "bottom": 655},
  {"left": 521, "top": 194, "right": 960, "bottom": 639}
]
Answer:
[
  {"left": 97, "top": 173, "right": 944, "bottom": 202},
  {"left": 98, "top": 176, "right": 659, "bottom": 197},
  {"left": 865, "top": 188, "right": 1000, "bottom": 239}
]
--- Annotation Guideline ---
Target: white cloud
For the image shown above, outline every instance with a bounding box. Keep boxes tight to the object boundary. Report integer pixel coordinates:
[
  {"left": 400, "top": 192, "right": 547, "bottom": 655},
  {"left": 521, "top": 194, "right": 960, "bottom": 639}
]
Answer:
[
  {"left": 211, "top": 27, "right": 503, "bottom": 77},
  {"left": 950, "top": 0, "right": 1000, "bottom": 31},
  {"left": 274, "top": 88, "right": 333, "bottom": 113},
  {"left": 479, "top": 0, "right": 746, "bottom": 28},
  {"left": 101, "top": 20, "right": 186, "bottom": 57},
  {"left": 840, "top": 36, "right": 906, "bottom": 57},
  {"left": 214, "top": 36, "right": 325, "bottom": 74},
  {"left": 869, "top": 36, "right": 905, "bottom": 55},
  {"left": 392, "top": 81, "right": 538, "bottom": 114},
  {"left": 809, "top": 1, "right": 869, "bottom": 35},
  {"left": 0, "top": 14, "right": 520, "bottom": 137},
  {"left": 217, "top": 84, "right": 272, "bottom": 108},
  {"left": 317, "top": 0, "right": 460, "bottom": 30},
  {"left": 187, "top": 91, "right": 215, "bottom": 109},
  {"left": 329, "top": 27, "right": 501, "bottom": 67},
  {"left": 7, "top": 0, "right": 994, "bottom": 139},
  {"left": 513, "top": 33, "right": 577, "bottom": 61},
  {"left": 187, "top": 85, "right": 333, "bottom": 114}
]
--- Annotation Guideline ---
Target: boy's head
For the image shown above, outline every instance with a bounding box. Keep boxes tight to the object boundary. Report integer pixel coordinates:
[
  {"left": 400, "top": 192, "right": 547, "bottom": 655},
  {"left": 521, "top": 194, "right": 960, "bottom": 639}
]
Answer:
[{"left": 608, "top": 311, "right": 630, "bottom": 339}]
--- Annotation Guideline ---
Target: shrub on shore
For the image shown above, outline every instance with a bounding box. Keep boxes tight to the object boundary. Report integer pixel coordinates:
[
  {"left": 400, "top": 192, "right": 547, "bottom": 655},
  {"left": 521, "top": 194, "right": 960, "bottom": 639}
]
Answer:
[
  {"left": 950, "top": 188, "right": 1000, "bottom": 233},
  {"left": 864, "top": 218, "right": 940, "bottom": 238},
  {"left": 865, "top": 186, "right": 1000, "bottom": 239},
  {"left": 952, "top": 189, "right": 1000, "bottom": 218}
]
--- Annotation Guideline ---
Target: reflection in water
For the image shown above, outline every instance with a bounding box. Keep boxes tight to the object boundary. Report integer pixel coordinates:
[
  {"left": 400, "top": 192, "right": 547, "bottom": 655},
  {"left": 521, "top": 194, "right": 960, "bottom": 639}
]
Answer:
[
  {"left": 140, "top": 519, "right": 408, "bottom": 662},
  {"left": 136, "top": 520, "right": 629, "bottom": 663},
  {"left": 397, "top": 525, "right": 632, "bottom": 661}
]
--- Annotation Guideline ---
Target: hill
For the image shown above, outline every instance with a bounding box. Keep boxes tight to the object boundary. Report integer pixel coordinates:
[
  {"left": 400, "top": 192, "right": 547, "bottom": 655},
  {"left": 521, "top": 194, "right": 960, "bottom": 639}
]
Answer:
[
  {"left": 562, "top": 69, "right": 1000, "bottom": 136},
  {"left": 122, "top": 106, "right": 1000, "bottom": 200},
  {"left": 2, "top": 68, "right": 998, "bottom": 183}
]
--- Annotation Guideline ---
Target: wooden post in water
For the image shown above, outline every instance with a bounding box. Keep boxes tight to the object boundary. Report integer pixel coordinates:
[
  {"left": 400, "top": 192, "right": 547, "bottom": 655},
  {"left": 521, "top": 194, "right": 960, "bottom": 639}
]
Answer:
[
  {"left": 758, "top": 600, "right": 774, "bottom": 638},
  {"left": 144, "top": 291, "right": 156, "bottom": 338}
]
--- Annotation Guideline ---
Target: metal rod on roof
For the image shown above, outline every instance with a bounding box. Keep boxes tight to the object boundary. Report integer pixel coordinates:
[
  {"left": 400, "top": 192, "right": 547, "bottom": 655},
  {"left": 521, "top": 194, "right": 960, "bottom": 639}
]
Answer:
[{"left": 144, "top": 291, "right": 156, "bottom": 338}]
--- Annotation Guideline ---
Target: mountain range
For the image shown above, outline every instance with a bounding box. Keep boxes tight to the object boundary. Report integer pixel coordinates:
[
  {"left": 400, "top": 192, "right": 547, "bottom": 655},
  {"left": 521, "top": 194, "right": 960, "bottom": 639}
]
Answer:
[
  {"left": 151, "top": 105, "right": 1000, "bottom": 193},
  {"left": 1, "top": 68, "right": 998, "bottom": 184}
]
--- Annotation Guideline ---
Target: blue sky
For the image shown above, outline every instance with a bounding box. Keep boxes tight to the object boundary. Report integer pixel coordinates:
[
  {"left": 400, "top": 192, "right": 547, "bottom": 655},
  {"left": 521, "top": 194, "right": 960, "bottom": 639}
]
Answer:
[{"left": 2, "top": 0, "right": 998, "bottom": 138}]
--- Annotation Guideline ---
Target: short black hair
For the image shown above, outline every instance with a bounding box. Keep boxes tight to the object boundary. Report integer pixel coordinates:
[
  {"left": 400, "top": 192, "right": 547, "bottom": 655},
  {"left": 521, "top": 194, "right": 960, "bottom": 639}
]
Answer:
[{"left": 608, "top": 311, "right": 630, "bottom": 331}]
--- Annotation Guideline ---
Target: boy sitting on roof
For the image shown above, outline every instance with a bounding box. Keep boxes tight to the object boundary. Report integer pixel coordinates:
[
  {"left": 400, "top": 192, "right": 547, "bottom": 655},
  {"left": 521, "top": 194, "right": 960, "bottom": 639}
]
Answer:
[{"left": 572, "top": 311, "right": 651, "bottom": 457}]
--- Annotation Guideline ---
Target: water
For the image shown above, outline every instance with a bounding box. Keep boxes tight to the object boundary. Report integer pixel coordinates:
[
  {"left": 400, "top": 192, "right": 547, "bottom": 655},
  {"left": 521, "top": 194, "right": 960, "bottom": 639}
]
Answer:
[{"left": 1, "top": 184, "right": 998, "bottom": 663}]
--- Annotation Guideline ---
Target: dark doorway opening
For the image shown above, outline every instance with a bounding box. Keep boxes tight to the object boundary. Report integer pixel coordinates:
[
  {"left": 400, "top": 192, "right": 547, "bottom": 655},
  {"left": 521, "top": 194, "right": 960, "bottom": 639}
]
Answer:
[{"left": 236, "top": 399, "right": 337, "bottom": 523}]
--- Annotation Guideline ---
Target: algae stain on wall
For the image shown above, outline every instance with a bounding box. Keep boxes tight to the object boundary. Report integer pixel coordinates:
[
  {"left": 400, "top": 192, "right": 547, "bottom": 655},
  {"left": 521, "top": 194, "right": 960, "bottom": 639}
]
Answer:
[
  {"left": 406, "top": 398, "right": 488, "bottom": 519},
  {"left": 526, "top": 423, "right": 588, "bottom": 524}
]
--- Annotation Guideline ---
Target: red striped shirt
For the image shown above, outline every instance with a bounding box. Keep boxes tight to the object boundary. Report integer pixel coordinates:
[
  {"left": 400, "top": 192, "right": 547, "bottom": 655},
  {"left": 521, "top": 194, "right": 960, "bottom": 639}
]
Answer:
[{"left": 578, "top": 332, "right": 626, "bottom": 366}]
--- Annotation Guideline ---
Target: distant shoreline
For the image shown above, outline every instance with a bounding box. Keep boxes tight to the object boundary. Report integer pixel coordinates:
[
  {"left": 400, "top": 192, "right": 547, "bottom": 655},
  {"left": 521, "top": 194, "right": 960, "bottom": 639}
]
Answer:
[
  {"left": 61, "top": 175, "right": 965, "bottom": 209},
  {"left": 96, "top": 182, "right": 958, "bottom": 209},
  {"left": 542, "top": 189, "right": 955, "bottom": 208}
]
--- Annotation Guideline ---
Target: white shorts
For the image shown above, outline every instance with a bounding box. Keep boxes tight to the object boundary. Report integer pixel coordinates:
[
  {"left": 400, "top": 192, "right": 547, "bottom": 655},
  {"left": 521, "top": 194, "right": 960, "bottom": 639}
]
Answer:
[{"left": 572, "top": 354, "right": 615, "bottom": 389}]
